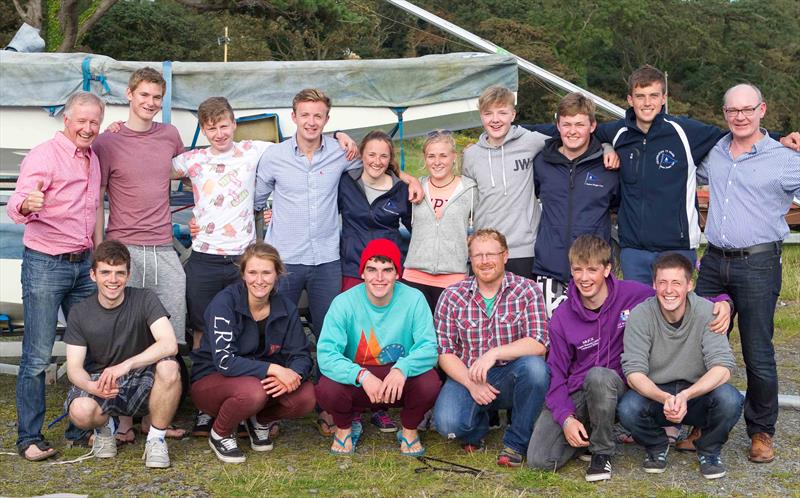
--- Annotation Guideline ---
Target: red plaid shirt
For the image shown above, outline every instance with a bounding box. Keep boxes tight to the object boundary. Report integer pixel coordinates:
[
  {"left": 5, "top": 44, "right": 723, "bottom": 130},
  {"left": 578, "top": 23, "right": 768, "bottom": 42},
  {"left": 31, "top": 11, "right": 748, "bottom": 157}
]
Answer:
[{"left": 435, "top": 272, "right": 549, "bottom": 367}]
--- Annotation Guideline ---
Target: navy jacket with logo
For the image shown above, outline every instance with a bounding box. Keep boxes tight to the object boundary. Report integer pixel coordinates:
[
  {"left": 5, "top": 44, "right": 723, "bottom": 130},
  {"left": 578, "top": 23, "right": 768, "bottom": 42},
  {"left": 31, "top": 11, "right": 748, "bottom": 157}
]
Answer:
[
  {"left": 533, "top": 136, "right": 620, "bottom": 282},
  {"left": 338, "top": 168, "right": 412, "bottom": 279},
  {"left": 595, "top": 109, "right": 723, "bottom": 252}
]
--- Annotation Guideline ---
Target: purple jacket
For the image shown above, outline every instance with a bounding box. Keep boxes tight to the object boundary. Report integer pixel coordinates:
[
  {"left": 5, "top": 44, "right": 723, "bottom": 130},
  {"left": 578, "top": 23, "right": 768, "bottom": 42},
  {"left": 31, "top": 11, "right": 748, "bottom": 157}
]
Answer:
[{"left": 545, "top": 274, "right": 653, "bottom": 426}]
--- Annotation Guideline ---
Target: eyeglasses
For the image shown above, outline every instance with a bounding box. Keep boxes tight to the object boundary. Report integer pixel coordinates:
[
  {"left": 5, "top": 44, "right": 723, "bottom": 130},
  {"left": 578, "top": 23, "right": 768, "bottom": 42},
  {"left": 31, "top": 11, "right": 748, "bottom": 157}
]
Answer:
[
  {"left": 426, "top": 129, "right": 453, "bottom": 138},
  {"left": 722, "top": 103, "right": 761, "bottom": 118},
  {"left": 469, "top": 251, "right": 505, "bottom": 261}
]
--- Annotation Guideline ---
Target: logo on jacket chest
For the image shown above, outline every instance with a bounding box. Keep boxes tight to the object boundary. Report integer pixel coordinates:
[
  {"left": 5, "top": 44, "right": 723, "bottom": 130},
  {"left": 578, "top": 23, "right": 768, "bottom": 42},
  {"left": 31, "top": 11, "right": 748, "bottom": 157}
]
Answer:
[
  {"left": 656, "top": 150, "right": 677, "bottom": 169},
  {"left": 584, "top": 172, "right": 604, "bottom": 188},
  {"left": 577, "top": 336, "right": 600, "bottom": 351},
  {"left": 618, "top": 309, "right": 630, "bottom": 329},
  {"left": 512, "top": 158, "right": 533, "bottom": 172}
]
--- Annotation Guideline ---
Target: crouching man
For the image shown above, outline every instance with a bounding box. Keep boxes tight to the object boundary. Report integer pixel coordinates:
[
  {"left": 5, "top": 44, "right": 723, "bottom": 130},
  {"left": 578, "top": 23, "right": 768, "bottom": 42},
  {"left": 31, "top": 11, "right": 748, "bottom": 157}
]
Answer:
[
  {"left": 618, "top": 253, "right": 743, "bottom": 479},
  {"left": 64, "top": 240, "right": 181, "bottom": 468},
  {"left": 433, "top": 228, "right": 550, "bottom": 467}
]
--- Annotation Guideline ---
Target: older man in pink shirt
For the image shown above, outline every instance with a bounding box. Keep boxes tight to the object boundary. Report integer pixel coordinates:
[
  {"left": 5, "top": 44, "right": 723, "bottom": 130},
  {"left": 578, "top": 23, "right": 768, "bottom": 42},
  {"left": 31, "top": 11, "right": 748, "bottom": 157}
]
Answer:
[{"left": 7, "top": 91, "right": 105, "bottom": 461}]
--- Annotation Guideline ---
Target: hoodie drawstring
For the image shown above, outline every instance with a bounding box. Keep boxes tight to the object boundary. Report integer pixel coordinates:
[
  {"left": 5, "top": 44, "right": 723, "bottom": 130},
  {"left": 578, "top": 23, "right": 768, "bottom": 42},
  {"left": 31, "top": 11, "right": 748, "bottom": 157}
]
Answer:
[{"left": 500, "top": 146, "right": 508, "bottom": 196}]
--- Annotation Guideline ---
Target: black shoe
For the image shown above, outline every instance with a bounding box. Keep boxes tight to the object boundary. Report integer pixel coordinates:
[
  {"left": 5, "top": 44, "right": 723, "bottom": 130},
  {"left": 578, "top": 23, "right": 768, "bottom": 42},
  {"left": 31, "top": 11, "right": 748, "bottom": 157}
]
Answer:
[
  {"left": 237, "top": 422, "right": 249, "bottom": 438},
  {"left": 245, "top": 418, "right": 274, "bottom": 452},
  {"left": 208, "top": 433, "right": 246, "bottom": 464},
  {"left": 192, "top": 411, "right": 214, "bottom": 437},
  {"left": 585, "top": 454, "right": 612, "bottom": 482},
  {"left": 643, "top": 447, "right": 669, "bottom": 473},
  {"left": 488, "top": 410, "right": 501, "bottom": 430},
  {"left": 698, "top": 454, "right": 726, "bottom": 479}
]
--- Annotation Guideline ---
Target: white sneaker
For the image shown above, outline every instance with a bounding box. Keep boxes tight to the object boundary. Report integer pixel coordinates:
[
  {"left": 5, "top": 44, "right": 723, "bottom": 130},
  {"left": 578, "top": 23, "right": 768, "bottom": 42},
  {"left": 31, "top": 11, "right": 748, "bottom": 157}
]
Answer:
[
  {"left": 143, "top": 438, "right": 170, "bottom": 468},
  {"left": 92, "top": 426, "right": 117, "bottom": 458}
]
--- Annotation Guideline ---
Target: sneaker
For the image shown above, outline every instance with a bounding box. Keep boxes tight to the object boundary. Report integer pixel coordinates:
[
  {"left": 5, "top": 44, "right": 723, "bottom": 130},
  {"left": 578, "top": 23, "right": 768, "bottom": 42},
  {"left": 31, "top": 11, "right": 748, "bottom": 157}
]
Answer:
[
  {"left": 92, "top": 425, "right": 117, "bottom": 458},
  {"left": 461, "top": 440, "right": 485, "bottom": 454},
  {"left": 488, "top": 410, "right": 501, "bottom": 430},
  {"left": 192, "top": 411, "right": 214, "bottom": 437},
  {"left": 497, "top": 446, "right": 524, "bottom": 468},
  {"left": 245, "top": 418, "right": 274, "bottom": 452},
  {"left": 642, "top": 447, "right": 669, "bottom": 473},
  {"left": 237, "top": 422, "right": 249, "bottom": 438},
  {"left": 142, "top": 438, "right": 170, "bottom": 468},
  {"left": 585, "top": 454, "right": 612, "bottom": 482},
  {"left": 577, "top": 449, "right": 592, "bottom": 462},
  {"left": 370, "top": 410, "right": 398, "bottom": 433},
  {"left": 698, "top": 454, "right": 726, "bottom": 479},
  {"left": 208, "top": 433, "right": 246, "bottom": 464}
]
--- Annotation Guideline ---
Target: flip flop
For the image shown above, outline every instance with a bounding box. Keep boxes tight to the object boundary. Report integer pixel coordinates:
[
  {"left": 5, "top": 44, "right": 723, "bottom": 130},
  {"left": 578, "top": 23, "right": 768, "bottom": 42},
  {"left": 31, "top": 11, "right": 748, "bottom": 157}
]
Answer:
[
  {"left": 316, "top": 417, "right": 336, "bottom": 437},
  {"left": 115, "top": 428, "right": 136, "bottom": 445},
  {"left": 330, "top": 432, "right": 356, "bottom": 456},
  {"left": 396, "top": 431, "right": 426, "bottom": 457},
  {"left": 19, "top": 440, "right": 58, "bottom": 462},
  {"left": 140, "top": 423, "right": 189, "bottom": 440}
]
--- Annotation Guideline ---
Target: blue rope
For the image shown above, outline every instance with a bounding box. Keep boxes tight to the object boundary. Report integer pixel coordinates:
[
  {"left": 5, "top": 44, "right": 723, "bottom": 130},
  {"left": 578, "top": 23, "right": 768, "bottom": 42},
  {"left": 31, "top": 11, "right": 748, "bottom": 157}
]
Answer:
[
  {"left": 81, "top": 56, "right": 110, "bottom": 94},
  {"left": 47, "top": 411, "right": 68, "bottom": 429},
  {"left": 391, "top": 107, "right": 408, "bottom": 170},
  {"left": 162, "top": 60, "right": 173, "bottom": 124}
]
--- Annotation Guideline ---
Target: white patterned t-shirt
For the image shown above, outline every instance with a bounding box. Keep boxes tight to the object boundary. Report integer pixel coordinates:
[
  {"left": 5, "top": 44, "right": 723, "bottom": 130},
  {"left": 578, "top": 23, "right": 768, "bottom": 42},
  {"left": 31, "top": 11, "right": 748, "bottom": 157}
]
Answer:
[{"left": 172, "top": 140, "right": 272, "bottom": 255}]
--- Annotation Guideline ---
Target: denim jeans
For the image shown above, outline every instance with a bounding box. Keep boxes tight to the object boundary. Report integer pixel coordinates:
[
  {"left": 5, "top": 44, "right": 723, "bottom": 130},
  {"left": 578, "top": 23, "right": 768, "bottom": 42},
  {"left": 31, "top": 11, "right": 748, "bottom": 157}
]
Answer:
[
  {"left": 620, "top": 247, "right": 697, "bottom": 285},
  {"left": 16, "top": 248, "right": 95, "bottom": 450},
  {"left": 528, "top": 367, "right": 626, "bottom": 470},
  {"left": 278, "top": 260, "right": 341, "bottom": 340},
  {"left": 433, "top": 356, "right": 549, "bottom": 454},
  {"left": 695, "top": 246, "right": 781, "bottom": 436},
  {"left": 617, "top": 381, "right": 743, "bottom": 457}
]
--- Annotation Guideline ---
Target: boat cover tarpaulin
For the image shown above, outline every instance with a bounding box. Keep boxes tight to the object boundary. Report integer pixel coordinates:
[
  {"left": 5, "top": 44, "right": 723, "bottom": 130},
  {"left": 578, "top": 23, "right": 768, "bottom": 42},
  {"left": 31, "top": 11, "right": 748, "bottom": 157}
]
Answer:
[{"left": 0, "top": 51, "right": 517, "bottom": 109}]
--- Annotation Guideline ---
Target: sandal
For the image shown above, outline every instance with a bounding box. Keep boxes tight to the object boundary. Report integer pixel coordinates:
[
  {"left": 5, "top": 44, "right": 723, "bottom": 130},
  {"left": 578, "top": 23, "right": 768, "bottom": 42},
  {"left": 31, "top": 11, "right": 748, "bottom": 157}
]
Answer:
[
  {"left": 19, "top": 440, "right": 58, "bottom": 462},
  {"left": 140, "top": 423, "right": 189, "bottom": 440},
  {"left": 330, "top": 432, "right": 356, "bottom": 455},
  {"left": 115, "top": 428, "right": 136, "bottom": 445},
  {"left": 316, "top": 417, "right": 336, "bottom": 437},
  {"left": 396, "top": 431, "right": 425, "bottom": 457}
]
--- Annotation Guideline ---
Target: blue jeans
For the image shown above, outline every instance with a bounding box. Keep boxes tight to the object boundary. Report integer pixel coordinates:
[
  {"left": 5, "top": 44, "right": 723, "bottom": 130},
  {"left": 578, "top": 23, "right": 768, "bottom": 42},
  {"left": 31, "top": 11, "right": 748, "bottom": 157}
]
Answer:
[
  {"left": 278, "top": 260, "right": 341, "bottom": 339},
  {"left": 620, "top": 247, "right": 697, "bottom": 284},
  {"left": 17, "top": 248, "right": 95, "bottom": 450},
  {"left": 617, "top": 382, "right": 743, "bottom": 457},
  {"left": 433, "top": 356, "right": 549, "bottom": 454},
  {"left": 695, "top": 246, "right": 781, "bottom": 436}
]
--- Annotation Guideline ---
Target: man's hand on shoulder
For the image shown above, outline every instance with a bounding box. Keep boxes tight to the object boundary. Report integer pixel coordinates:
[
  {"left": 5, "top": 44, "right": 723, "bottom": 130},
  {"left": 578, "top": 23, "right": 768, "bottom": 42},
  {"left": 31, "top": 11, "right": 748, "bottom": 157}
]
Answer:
[
  {"left": 779, "top": 131, "right": 800, "bottom": 152},
  {"left": 602, "top": 144, "right": 620, "bottom": 170},
  {"left": 334, "top": 131, "right": 359, "bottom": 160},
  {"left": 406, "top": 176, "right": 424, "bottom": 204},
  {"left": 105, "top": 120, "right": 125, "bottom": 134}
]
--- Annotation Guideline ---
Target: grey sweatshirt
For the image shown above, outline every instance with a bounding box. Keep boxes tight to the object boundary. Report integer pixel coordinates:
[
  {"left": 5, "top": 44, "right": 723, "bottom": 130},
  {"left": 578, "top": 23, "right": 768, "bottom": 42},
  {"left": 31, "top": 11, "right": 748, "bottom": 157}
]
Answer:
[
  {"left": 404, "top": 176, "right": 476, "bottom": 275},
  {"left": 621, "top": 293, "right": 736, "bottom": 384},
  {"left": 462, "top": 125, "right": 548, "bottom": 259}
]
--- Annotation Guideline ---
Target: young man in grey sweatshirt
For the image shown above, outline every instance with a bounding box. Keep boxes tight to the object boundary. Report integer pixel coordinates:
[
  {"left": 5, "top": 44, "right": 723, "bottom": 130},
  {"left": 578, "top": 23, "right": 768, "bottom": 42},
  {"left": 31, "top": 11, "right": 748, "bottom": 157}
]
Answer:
[{"left": 618, "top": 253, "right": 743, "bottom": 480}]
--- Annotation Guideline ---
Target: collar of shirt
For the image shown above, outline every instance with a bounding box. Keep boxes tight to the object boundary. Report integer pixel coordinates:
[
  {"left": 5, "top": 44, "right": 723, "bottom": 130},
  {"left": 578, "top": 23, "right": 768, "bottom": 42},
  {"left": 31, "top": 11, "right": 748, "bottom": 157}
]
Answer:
[
  {"left": 466, "top": 271, "right": 513, "bottom": 301},
  {"left": 717, "top": 127, "right": 771, "bottom": 155},
  {"left": 291, "top": 134, "right": 327, "bottom": 158},
  {"left": 54, "top": 131, "right": 93, "bottom": 160}
]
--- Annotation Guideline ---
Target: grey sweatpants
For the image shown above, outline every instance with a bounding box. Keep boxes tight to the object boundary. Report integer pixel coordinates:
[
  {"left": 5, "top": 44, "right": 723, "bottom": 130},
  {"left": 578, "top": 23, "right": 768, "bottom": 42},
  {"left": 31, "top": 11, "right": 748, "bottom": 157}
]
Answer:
[
  {"left": 527, "top": 367, "right": 626, "bottom": 470},
  {"left": 126, "top": 244, "right": 187, "bottom": 345}
]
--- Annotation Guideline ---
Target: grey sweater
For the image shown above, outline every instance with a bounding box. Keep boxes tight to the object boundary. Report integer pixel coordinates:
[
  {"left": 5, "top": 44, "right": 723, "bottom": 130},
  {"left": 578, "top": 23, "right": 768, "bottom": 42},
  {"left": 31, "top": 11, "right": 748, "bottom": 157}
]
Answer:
[
  {"left": 404, "top": 176, "right": 476, "bottom": 275},
  {"left": 621, "top": 293, "right": 736, "bottom": 384},
  {"left": 462, "top": 125, "right": 548, "bottom": 259}
]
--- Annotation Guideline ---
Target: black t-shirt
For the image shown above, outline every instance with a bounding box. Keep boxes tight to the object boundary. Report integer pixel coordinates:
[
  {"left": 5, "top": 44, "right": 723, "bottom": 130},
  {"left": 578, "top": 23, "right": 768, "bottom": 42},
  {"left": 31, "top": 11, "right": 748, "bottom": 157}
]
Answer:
[{"left": 64, "top": 287, "right": 169, "bottom": 374}]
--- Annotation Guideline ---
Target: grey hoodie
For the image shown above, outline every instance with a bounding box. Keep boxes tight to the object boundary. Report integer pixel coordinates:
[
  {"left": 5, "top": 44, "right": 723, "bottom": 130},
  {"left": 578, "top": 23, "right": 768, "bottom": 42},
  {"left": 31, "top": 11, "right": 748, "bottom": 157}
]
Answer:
[
  {"left": 462, "top": 125, "right": 548, "bottom": 259},
  {"left": 404, "top": 176, "right": 477, "bottom": 275}
]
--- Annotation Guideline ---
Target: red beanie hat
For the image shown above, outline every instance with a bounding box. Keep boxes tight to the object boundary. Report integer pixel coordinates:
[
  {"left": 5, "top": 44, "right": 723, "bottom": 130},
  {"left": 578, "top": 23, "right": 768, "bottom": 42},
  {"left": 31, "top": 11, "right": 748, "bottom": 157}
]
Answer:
[{"left": 359, "top": 239, "right": 403, "bottom": 277}]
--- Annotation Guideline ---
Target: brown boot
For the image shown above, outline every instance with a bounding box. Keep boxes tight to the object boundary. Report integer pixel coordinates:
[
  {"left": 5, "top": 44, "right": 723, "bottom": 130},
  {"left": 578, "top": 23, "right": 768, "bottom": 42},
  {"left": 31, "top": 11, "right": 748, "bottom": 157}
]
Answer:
[
  {"left": 676, "top": 426, "right": 701, "bottom": 452},
  {"left": 749, "top": 432, "right": 775, "bottom": 463}
]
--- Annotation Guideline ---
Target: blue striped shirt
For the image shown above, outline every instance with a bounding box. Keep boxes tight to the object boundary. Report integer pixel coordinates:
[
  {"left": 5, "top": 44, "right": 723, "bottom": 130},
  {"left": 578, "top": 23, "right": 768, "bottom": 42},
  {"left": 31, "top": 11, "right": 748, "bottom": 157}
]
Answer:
[
  {"left": 697, "top": 130, "right": 800, "bottom": 249},
  {"left": 255, "top": 134, "right": 359, "bottom": 265}
]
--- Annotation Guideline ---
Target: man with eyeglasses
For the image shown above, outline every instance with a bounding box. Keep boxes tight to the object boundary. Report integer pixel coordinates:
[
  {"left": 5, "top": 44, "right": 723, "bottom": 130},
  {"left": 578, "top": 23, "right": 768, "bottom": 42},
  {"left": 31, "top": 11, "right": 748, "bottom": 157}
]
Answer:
[
  {"left": 433, "top": 228, "right": 549, "bottom": 468},
  {"left": 694, "top": 83, "right": 800, "bottom": 464},
  {"left": 593, "top": 65, "right": 799, "bottom": 285}
]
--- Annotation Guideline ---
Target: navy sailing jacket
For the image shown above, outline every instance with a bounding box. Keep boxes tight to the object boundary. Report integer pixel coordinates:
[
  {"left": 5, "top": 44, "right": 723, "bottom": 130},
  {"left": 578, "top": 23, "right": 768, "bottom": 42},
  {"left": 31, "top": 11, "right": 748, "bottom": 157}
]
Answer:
[
  {"left": 595, "top": 109, "right": 723, "bottom": 252},
  {"left": 533, "top": 136, "right": 620, "bottom": 282},
  {"left": 190, "top": 281, "right": 312, "bottom": 383},
  {"left": 338, "top": 168, "right": 412, "bottom": 278}
]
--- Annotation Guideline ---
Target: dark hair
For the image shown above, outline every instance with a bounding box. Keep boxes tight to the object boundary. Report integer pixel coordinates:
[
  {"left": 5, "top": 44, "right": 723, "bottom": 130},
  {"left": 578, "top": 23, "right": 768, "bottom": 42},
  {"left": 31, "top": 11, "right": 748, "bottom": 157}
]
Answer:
[
  {"left": 568, "top": 235, "right": 611, "bottom": 267},
  {"left": 92, "top": 240, "right": 131, "bottom": 271},
  {"left": 365, "top": 255, "right": 395, "bottom": 267},
  {"left": 359, "top": 131, "right": 400, "bottom": 176},
  {"left": 628, "top": 65, "right": 666, "bottom": 95},
  {"left": 652, "top": 252, "right": 693, "bottom": 282}
]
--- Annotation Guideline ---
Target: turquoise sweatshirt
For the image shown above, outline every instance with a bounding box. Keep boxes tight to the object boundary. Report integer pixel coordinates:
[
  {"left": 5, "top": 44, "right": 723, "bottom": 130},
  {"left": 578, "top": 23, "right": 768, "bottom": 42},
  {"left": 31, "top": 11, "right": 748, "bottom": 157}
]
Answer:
[{"left": 317, "top": 282, "right": 438, "bottom": 385}]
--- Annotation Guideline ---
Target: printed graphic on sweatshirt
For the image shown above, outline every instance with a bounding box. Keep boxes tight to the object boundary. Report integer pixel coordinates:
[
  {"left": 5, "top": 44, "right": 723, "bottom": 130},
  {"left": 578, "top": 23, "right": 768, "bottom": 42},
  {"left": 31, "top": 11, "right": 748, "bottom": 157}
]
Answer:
[
  {"left": 584, "top": 172, "right": 604, "bottom": 188},
  {"left": 577, "top": 336, "right": 600, "bottom": 351},
  {"left": 355, "top": 328, "right": 406, "bottom": 365},
  {"left": 656, "top": 150, "right": 677, "bottom": 169},
  {"left": 618, "top": 309, "right": 630, "bottom": 329}
]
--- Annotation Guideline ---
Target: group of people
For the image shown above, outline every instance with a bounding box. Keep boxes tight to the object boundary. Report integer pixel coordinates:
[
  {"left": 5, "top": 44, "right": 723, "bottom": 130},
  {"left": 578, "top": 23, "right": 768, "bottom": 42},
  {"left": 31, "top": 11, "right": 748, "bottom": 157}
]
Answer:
[{"left": 8, "top": 62, "right": 799, "bottom": 485}]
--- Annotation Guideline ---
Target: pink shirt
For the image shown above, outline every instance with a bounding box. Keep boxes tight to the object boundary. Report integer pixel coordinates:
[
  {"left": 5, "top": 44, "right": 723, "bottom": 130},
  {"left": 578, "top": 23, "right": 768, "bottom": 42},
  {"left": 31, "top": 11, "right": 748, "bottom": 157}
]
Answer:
[
  {"left": 94, "top": 122, "right": 184, "bottom": 245},
  {"left": 7, "top": 132, "right": 100, "bottom": 254}
]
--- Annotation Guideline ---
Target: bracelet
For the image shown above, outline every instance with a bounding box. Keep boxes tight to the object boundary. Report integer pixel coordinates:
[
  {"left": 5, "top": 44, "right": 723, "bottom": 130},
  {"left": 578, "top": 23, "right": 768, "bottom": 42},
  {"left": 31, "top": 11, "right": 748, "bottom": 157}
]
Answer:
[
  {"left": 355, "top": 368, "right": 369, "bottom": 385},
  {"left": 332, "top": 130, "right": 341, "bottom": 140}
]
